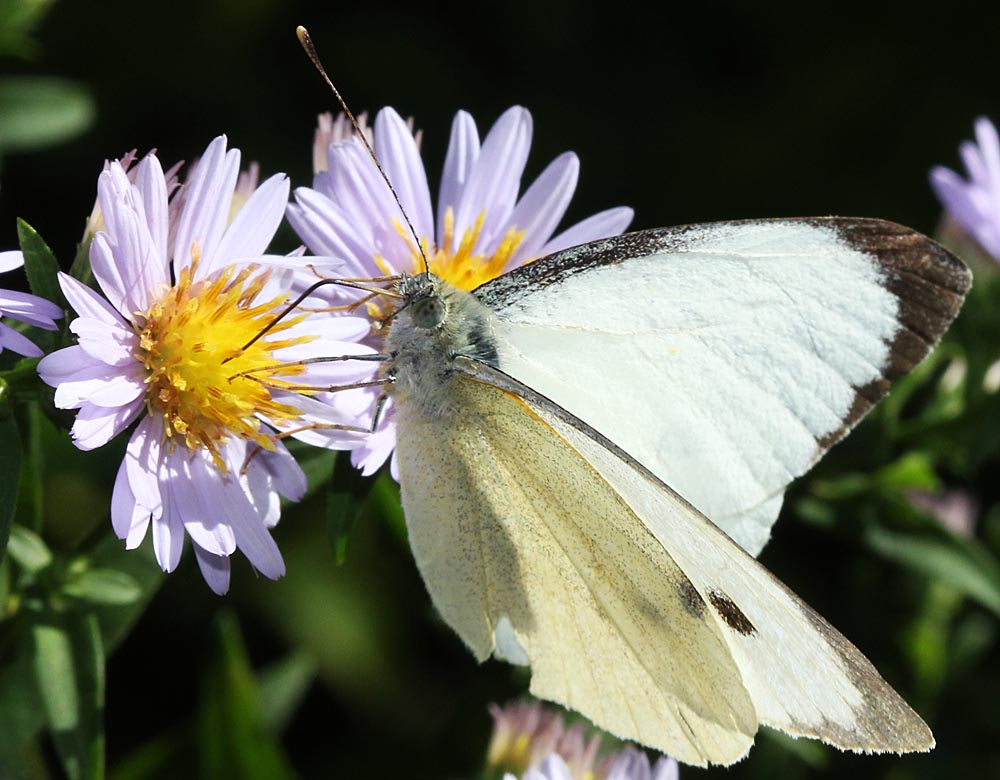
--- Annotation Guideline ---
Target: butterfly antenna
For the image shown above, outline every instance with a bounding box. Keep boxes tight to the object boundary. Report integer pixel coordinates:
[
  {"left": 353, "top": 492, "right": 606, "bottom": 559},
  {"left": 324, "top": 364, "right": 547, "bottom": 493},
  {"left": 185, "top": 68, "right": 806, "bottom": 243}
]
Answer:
[{"left": 297, "top": 25, "right": 430, "bottom": 275}]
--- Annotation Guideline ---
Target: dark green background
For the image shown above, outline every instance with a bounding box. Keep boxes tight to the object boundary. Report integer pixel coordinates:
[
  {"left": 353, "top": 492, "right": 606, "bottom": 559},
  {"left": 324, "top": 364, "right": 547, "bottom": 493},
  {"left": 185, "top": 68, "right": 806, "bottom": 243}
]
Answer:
[{"left": 2, "top": 1, "right": 1000, "bottom": 778}]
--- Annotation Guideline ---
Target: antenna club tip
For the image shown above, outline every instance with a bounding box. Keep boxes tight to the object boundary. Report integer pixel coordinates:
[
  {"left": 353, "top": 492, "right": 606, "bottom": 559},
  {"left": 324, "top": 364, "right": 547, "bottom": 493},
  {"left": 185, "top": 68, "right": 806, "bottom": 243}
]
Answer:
[{"left": 296, "top": 25, "right": 310, "bottom": 42}]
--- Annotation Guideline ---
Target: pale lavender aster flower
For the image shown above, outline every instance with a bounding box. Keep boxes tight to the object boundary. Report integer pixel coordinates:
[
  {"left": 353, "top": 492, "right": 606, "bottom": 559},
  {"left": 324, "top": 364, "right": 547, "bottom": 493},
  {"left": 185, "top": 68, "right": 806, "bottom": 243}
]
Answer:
[
  {"left": 930, "top": 117, "right": 1000, "bottom": 261},
  {"left": 0, "top": 251, "right": 62, "bottom": 358},
  {"left": 38, "top": 136, "right": 371, "bottom": 594},
  {"left": 286, "top": 106, "right": 634, "bottom": 476},
  {"left": 603, "top": 746, "right": 679, "bottom": 780},
  {"left": 487, "top": 701, "right": 678, "bottom": 780}
]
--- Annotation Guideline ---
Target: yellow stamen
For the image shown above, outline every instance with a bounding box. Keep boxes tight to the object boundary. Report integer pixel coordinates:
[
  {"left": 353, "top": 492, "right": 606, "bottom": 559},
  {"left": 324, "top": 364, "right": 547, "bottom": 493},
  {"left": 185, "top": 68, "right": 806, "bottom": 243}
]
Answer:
[
  {"left": 384, "top": 207, "right": 527, "bottom": 292},
  {"left": 135, "top": 261, "right": 312, "bottom": 471}
]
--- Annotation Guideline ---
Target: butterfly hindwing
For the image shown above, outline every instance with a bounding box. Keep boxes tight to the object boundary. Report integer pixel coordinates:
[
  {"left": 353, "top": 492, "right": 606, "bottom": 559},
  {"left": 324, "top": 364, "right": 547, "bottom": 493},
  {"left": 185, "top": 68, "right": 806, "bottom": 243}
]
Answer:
[
  {"left": 454, "top": 356, "right": 934, "bottom": 758},
  {"left": 394, "top": 367, "right": 758, "bottom": 766}
]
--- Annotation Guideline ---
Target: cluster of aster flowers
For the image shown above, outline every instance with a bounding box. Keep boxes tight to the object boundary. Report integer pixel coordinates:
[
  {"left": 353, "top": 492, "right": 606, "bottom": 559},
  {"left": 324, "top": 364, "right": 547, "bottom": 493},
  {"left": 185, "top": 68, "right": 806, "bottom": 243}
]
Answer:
[
  {"left": 5, "top": 106, "right": 631, "bottom": 594},
  {"left": 486, "top": 700, "right": 678, "bottom": 780}
]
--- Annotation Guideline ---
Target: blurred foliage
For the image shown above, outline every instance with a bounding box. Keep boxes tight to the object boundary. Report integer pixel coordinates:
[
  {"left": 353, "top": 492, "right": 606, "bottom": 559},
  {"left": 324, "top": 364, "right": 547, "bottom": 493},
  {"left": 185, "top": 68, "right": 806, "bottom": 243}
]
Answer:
[
  {"left": 2, "top": 1, "right": 1000, "bottom": 779},
  {"left": 0, "top": 1, "right": 94, "bottom": 171}
]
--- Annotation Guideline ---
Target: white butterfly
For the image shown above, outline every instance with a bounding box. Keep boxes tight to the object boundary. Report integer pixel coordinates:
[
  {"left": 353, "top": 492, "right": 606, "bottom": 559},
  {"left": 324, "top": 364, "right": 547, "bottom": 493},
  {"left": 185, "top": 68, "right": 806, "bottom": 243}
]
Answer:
[{"left": 373, "top": 216, "right": 969, "bottom": 766}]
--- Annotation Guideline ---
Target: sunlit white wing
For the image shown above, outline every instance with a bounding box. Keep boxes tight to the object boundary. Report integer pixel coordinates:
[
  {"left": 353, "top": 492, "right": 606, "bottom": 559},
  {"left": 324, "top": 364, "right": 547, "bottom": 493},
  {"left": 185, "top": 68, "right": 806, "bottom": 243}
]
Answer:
[
  {"left": 476, "top": 218, "right": 970, "bottom": 554},
  {"left": 456, "top": 356, "right": 934, "bottom": 757},
  {"left": 394, "top": 371, "right": 758, "bottom": 766}
]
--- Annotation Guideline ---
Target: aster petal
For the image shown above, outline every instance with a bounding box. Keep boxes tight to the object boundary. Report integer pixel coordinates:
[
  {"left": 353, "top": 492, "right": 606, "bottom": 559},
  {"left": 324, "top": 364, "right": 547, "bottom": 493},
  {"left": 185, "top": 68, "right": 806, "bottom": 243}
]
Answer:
[
  {"left": 170, "top": 453, "right": 238, "bottom": 556},
  {"left": 326, "top": 141, "right": 410, "bottom": 271},
  {"left": 240, "top": 456, "right": 282, "bottom": 528},
  {"left": 502, "top": 151, "right": 580, "bottom": 267},
  {"left": 58, "top": 271, "right": 129, "bottom": 327},
  {"left": 959, "top": 141, "right": 988, "bottom": 189},
  {"left": 258, "top": 441, "right": 307, "bottom": 502},
  {"left": 93, "top": 168, "right": 166, "bottom": 316},
  {"left": 286, "top": 189, "right": 378, "bottom": 277},
  {"left": 153, "top": 483, "right": 186, "bottom": 573},
  {"left": 438, "top": 110, "right": 480, "bottom": 248},
  {"left": 70, "top": 398, "right": 145, "bottom": 450},
  {"left": 350, "top": 410, "right": 397, "bottom": 475},
  {"left": 126, "top": 417, "right": 164, "bottom": 519},
  {"left": 232, "top": 509, "right": 284, "bottom": 580},
  {"left": 38, "top": 346, "right": 95, "bottom": 387},
  {"left": 275, "top": 393, "right": 371, "bottom": 450},
  {"left": 70, "top": 317, "right": 139, "bottom": 367},
  {"left": 651, "top": 758, "right": 678, "bottom": 780},
  {"left": 974, "top": 117, "right": 1000, "bottom": 202},
  {"left": 0, "top": 323, "right": 43, "bottom": 357},
  {"left": 111, "top": 458, "right": 151, "bottom": 545},
  {"left": 0, "top": 288, "right": 62, "bottom": 328},
  {"left": 525, "top": 753, "right": 573, "bottom": 780},
  {"left": 172, "top": 136, "right": 240, "bottom": 275},
  {"left": 134, "top": 154, "right": 171, "bottom": 268},
  {"left": 50, "top": 353, "right": 144, "bottom": 408},
  {"left": 931, "top": 166, "right": 1000, "bottom": 258},
  {"left": 607, "top": 747, "right": 651, "bottom": 780},
  {"left": 454, "top": 106, "right": 533, "bottom": 249},
  {"left": 194, "top": 546, "right": 231, "bottom": 595},
  {"left": 0, "top": 251, "right": 24, "bottom": 274},
  {"left": 374, "top": 107, "right": 434, "bottom": 242},
  {"left": 540, "top": 206, "right": 635, "bottom": 257},
  {"left": 209, "top": 173, "right": 290, "bottom": 274}
]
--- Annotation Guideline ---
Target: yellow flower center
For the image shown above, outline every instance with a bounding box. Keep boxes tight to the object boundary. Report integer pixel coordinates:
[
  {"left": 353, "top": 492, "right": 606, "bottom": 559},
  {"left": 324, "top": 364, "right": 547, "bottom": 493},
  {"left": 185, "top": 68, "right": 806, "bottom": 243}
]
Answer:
[
  {"left": 135, "top": 260, "right": 311, "bottom": 470},
  {"left": 376, "top": 207, "right": 526, "bottom": 291}
]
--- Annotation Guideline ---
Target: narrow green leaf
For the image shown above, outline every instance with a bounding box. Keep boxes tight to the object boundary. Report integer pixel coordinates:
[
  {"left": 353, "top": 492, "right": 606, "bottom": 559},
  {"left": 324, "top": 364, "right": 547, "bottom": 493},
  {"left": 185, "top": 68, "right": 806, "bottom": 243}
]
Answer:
[
  {"left": 326, "top": 452, "right": 372, "bottom": 564},
  {"left": 864, "top": 525, "right": 1000, "bottom": 616},
  {"left": 86, "top": 533, "right": 163, "bottom": 653},
  {"left": 63, "top": 569, "right": 142, "bottom": 606},
  {"left": 7, "top": 524, "right": 51, "bottom": 572},
  {"left": 197, "top": 611, "right": 294, "bottom": 780},
  {"left": 32, "top": 613, "right": 105, "bottom": 780},
  {"left": 0, "top": 616, "right": 46, "bottom": 774},
  {"left": 0, "top": 76, "right": 95, "bottom": 152},
  {"left": 874, "top": 451, "right": 941, "bottom": 492},
  {"left": 257, "top": 653, "right": 316, "bottom": 735},
  {"left": 69, "top": 236, "right": 95, "bottom": 287},
  {"left": 0, "top": 414, "right": 20, "bottom": 564},
  {"left": 17, "top": 219, "right": 64, "bottom": 310}
]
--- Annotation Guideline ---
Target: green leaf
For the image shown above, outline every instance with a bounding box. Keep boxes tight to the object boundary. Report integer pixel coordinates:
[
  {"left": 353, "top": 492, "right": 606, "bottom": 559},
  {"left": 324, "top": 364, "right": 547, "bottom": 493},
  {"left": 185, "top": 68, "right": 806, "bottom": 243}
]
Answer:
[
  {"left": 69, "top": 235, "right": 95, "bottom": 288},
  {"left": 63, "top": 569, "right": 142, "bottom": 606},
  {"left": 86, "top": 532, "right": 164, "bottom": 653},
  {"left": 873, "top": 451, "right": 941, "bottom": 493},
  {"left": 864, "top": 524, "right": 1000, "bottom": 617},
  {"left": 17, "top": 219, "right": 64, "bottom": 311},
  {"left": 7, "top": 523, "right": 51, "bottom": 573},
  {"left": 0, "top": 615, "right": 46, "bottom": 775},
  {"left": 0, "top": 0, "right": 56, "bottom": 59},
  {"left": 0, "top": 414, "right": 20, "bottom": 564},
  {"left": 257, "top": 652, "right": 316, "bottom": 736},
  {"left": 0, "top": 76, "right": 95, "bottom": 153},
  {"left": 326, "top": 452, "right": 373, "bottom": 564},
  {"left": 32, "top": 612, "right": 105, "bottom": 780},
  {"left": 197, "top": 611, "right": 294, "bottom": 780}
]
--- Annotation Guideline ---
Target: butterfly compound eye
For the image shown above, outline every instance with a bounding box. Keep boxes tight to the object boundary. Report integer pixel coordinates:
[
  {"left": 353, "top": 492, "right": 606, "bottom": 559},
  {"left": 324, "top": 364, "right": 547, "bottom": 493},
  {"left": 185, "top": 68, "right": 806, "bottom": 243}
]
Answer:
[{"left": 411, "top": 294, "right": 447, "bottom": 329}]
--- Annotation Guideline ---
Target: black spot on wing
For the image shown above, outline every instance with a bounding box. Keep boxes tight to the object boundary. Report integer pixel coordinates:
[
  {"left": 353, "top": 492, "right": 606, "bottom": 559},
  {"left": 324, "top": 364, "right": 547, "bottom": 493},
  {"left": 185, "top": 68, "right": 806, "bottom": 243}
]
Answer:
[
  {"left": 678, "top": 577, "right": 706, "bottom": 618},
  {"left": 709, "top": 591, "right": 756, "bottom": 636}
]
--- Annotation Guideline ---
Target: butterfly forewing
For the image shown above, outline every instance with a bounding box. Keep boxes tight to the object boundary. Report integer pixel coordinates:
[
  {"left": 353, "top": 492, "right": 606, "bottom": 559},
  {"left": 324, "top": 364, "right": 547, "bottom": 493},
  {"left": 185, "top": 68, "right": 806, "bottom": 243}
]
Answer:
[{"left": 476, "top": 218, "right": 971, "bottom": 556}]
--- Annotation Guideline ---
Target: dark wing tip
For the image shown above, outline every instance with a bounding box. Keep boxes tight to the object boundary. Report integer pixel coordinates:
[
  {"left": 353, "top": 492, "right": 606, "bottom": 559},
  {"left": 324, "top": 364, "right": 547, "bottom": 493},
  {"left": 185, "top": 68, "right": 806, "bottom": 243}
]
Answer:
[{"left": 807, "top": 218, "right": 971, "bottom": 451}]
